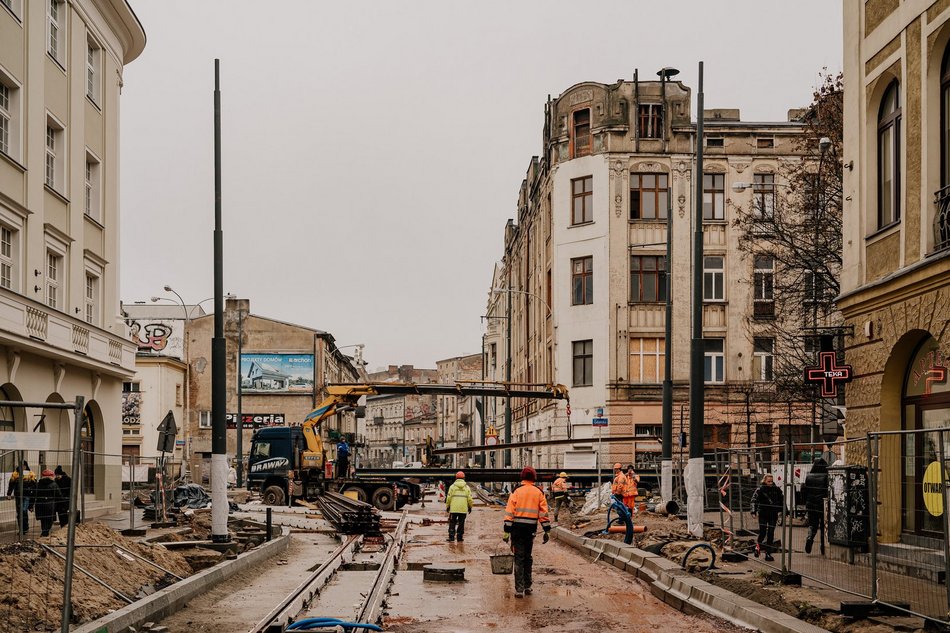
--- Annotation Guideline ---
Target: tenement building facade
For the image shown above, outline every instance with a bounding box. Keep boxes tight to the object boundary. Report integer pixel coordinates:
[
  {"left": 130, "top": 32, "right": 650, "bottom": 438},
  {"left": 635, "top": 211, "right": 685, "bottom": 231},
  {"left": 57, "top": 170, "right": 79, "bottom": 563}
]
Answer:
[
  {"left": 485, "top": 76, "right": 817, "bottom": 473},
  {"left": 0, "top": 1, "right": 144, "bottom": 513},
  {"left": 840, "top": 0, "right": 950, "bottom": 544}
]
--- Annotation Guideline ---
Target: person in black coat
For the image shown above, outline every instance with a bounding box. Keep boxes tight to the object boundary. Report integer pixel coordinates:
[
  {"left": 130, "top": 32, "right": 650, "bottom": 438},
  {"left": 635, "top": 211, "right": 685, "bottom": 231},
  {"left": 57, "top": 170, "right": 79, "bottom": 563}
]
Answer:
[
  {"left": 54, "top": 465, "right": 74, "bottom": 527},
  {"left": 750, "top": 473, "right": 784, "bottom": 562},
  {"left": 801, "top": 457, "right": 829, "bottom": 555},
  {"left": 6, "top": 462, "right": 36, "bottom": 536},
  {"left": 33, "top": 469, "right": 62, "bottom": 537}
]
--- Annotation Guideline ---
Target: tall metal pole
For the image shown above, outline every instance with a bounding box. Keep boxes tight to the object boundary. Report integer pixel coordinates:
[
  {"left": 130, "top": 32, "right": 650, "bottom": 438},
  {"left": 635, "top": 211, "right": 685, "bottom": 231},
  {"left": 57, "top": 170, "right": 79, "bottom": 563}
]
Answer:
[
  {"left": 687, "top": 61, "right": 706, "bottom": 538},
  {"left": 661, "top": 70, "right": 674, "bottom": 504},
  {"left": 210, "top": 59, "right": 229, "bottom": 543},
  {"left": 61, "top": 396, "right": 85, "bottom": 633},
  {"left": 236, "top": 308, "right": 244, "bottom": 487},
  {"left": 504, "top": 283, "right": 512, "bottom": 468}
]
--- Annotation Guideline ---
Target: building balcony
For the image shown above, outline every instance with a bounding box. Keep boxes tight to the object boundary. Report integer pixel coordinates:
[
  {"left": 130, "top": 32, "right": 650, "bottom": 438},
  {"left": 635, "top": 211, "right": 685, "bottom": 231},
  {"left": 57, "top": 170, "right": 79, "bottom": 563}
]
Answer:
[{"left": 934, "top": 185, "right": 950, "bottom": 253}]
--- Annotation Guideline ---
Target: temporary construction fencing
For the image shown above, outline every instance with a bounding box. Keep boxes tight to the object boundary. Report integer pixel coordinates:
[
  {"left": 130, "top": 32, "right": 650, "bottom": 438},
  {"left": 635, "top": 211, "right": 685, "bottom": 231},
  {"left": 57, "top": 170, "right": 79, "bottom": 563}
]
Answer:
[{"left": 716, "top": 431, "right": 950, "bottom": 625}]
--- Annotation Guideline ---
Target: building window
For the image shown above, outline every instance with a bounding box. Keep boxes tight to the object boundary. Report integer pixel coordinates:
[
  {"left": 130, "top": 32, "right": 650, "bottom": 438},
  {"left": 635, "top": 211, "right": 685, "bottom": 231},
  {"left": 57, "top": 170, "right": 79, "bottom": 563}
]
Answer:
[
  {"left": 84, "top": 271, "right": 99, "bottom": 325},
  {"left": 47, "top": 0, "right": 64, "bottom": 66},
  {"left": 703, "top": 174, "right": 725, "bottom": 220},
  {"left": 571, "top": 109, "right": 591, "bottom": 158},
  {"left": 753, "top": 174, "right": 775, "bottom": 219},
  {"left": 630, "top": 173, "right": 669, "bottom": 220},
  {"left": 571, "top": 176, "right": 593, "bottom": 225},
  {"left": 1, "top": 0, "right": 21, "bottom": 19},
  {"left": 878, "top": 81, "right": 901, "bottom": 228},
  {"left": 46, "top": 250, "right": 62, "bottom": 309},
  {"left": 629, "top": 337, "right": 664, "bottom": 383},
  {"left": 635, "top": 424, "right": 662, "bottom": 437},
  {"left": 0, "top": 71, "right": 20, "bottom": 161},
  {"left": 630, "top": 255, "right": 667, "bottom": 303},
  {"left": 703, "top": 255, "right": 724, "bottom": 301},
  {"left": 804, "top": 270, "right": 825, "bottom": 305},
  {"left": 571, "top": 256, "right": 593, "bottom": 305},
  {"left": 753, "top": 337, "right": 774, "bottom": 381},
  {"left": 704, "top": 424, "right": 732, "bottom": 447},
  {"left": 704, "top": 339, "right": 724, "bottom": 383},
  {"left": 572, "top": 339, "right": 593, "bottom": 387},
  {"left": 123, "top": 381, "right": 140, "bottom": 392},
  {"left": 753, "top": 254, "right": 774, "bottom": 318},
  {"left": 0, "top": 224, "right": 17, "bottom": 291},
  {"left": 45, "top": 117, "right": 64, "bottom": 192},
  {"left": 199, "top": 411, "right": 211, "bottom": 429},
  {"left": 86, "top": 41, "right": 100, "bottom": 104},
  {"left": 85, "top": 153, "right": 100, "bottom": 220},
  {"left": 638, "top": 103, "right": 663, "bottom": 139},
  {"left": 706, "top": 137, "right": 724, "bottom": 148},
  {"left": 756, "top": 137, "right": 774, "bottom": 149},
  {"left": 943, "top": 45, "right": 950, "bottom": 187}
]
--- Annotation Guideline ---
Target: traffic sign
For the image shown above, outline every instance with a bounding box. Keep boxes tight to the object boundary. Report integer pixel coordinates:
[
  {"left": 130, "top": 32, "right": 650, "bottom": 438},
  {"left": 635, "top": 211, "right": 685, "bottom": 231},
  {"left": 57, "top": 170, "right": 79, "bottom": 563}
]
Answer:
[{"left": 592, "top": 417, "right": 608, "bottom": 427}]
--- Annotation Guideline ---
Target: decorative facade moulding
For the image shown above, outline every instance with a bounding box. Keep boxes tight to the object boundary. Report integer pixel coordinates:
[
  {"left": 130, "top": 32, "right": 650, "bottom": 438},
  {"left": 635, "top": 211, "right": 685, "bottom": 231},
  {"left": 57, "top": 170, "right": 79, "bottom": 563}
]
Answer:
[
  {"left": 632, "top": 161, "right": 670, "bottom": 173},
  {"left": 753, "top": 164, "right": 777, "bottom": 174},
  {"left": 732, "top": 162, "right": 750, "bottom": 173},
  {"left": 704, "top": 163, "right": 727, "bottom": 173}
]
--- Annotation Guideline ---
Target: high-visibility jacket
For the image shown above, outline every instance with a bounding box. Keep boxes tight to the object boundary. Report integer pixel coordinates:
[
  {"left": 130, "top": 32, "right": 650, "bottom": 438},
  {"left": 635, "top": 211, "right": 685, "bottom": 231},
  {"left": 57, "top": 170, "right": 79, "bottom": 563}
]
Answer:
[
  {"left": 504, "top": 481, "right": 550, "bottom": 534},
  {"left": 446, "top": 479, "right": 473, "bottom": 514},
  {"left": 611, "top": 471, "right": 627, "bottom": 496},
  {"left": 623, "top": 473, "right": 640, "bottom": 498},
  {"left": 552, "top": 477, "right": 568, "bottom": 497}
]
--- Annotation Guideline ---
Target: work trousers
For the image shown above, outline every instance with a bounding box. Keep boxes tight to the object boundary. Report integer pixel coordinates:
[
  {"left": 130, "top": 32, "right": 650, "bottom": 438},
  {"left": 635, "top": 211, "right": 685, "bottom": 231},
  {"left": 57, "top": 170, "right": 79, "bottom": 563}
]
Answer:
[
  {"left": 511, "top": 531, "right": 535, "bottom": 594},
  {"left": 757, "top": 515, "right": 778, "bottom": 552},
  {"left": 336, "top": 456, "right": 349, "bottom": 478},
  {"left": 553, "top": 495, "right": 571, "bottom": 521},
  {"left": 448, "top": 512, "right": 467, "bottom": 540}
]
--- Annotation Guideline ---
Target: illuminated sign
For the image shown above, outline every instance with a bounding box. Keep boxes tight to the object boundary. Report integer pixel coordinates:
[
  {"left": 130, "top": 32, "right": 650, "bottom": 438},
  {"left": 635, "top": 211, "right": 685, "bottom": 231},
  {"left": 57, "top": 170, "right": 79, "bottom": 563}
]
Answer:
[{"left": 804, "top": 351, "right": 853, "bottom": 398}]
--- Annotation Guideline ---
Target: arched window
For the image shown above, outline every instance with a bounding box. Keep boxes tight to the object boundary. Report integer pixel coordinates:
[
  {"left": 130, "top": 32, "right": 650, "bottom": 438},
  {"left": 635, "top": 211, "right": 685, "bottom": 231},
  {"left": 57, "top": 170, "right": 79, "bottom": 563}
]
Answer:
[
  {"left": 878, "top": 81, "right": 901, "bottom": 228},
  {"left": 942, "top": 46, "right": 950, "bottom": 187},
  {"left": 81, "top": 406, "right": 95, "bottom": 494}
]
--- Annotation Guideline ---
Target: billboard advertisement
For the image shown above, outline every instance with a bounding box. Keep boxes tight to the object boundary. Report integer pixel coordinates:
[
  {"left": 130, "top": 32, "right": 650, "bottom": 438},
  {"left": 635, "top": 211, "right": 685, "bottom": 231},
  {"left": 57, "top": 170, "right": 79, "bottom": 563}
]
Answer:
[{"left": 240, "top": 353, "right": 314, "bottom": 394}]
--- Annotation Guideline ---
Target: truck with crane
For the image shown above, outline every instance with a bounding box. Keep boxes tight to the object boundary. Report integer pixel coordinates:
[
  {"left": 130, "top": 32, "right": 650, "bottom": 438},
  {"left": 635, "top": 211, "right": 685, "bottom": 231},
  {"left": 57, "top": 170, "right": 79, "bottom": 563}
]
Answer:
[{"left": 246, "top": 381, "right": 570, "bottom": 509}]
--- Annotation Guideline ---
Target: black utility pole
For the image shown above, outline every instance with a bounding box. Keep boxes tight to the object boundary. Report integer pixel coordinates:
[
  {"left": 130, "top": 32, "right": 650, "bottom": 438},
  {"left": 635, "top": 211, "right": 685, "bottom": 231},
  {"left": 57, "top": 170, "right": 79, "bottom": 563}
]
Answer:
[
  {"left": 659, "top": 66, "right": 679, "bottom": 503},
  {"left": 687, "top": 61, "right": 705, "bottom": 538},
  {"left": 210, "top": 59, "right": 229, "bottom": 543},
  {"left": 504, "top": 282, "right": 512, "bottom": 468},
  {"left": 236, "top": 307, "right": 244, "bottom": 488}
]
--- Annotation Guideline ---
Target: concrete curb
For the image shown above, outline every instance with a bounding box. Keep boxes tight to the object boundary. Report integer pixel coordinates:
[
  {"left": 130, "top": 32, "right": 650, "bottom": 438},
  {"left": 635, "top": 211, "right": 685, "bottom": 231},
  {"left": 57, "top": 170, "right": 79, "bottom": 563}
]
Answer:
[
  {"left": 551, "top": 527, "right": 829, "bottom": 633},
  {"left": 73, "top": 527, "right": 292, "bottom": 633}
]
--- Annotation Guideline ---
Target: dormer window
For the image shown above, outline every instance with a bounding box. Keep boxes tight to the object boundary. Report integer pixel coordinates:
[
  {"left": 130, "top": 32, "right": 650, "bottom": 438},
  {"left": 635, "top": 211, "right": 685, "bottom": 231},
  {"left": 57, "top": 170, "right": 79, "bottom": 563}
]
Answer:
[
  {"left": 639, "top": 104, "right": 663, "bottom": 139},
  {"left": 571, "top": 109, "right": 591, "bottom": 158}
]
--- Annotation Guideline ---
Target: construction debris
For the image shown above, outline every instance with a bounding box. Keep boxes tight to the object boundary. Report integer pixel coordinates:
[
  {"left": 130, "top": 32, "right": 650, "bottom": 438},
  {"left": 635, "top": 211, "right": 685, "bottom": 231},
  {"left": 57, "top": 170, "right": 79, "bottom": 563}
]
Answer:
[{"left": 314, "top": 491, "right": 382, "bottom": 535}]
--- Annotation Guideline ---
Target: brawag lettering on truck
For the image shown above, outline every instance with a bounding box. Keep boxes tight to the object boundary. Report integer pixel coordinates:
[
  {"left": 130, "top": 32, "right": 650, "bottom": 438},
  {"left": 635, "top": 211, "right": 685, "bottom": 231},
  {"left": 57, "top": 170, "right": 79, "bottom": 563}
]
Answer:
[{"left": 250, "top": 457, "right": 290, "bottom": 473}]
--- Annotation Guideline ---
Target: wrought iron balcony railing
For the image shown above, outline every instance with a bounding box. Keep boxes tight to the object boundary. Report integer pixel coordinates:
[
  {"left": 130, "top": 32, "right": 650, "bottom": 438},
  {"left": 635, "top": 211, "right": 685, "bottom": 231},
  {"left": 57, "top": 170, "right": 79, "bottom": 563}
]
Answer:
[{"left": 934, "top": 184, "right": 950, "bottom": 252}]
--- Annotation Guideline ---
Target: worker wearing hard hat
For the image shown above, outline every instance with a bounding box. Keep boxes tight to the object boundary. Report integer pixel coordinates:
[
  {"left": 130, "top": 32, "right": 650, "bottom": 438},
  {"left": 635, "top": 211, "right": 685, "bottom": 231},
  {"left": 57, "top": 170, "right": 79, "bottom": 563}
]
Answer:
[
  {"left": 446, "top": 470, "right": 473, "bottom": 542},
  {"left": 611, "top": 463, "right": 627, "bottom": 502},
  {"left": 502, "top": 467, "right": 550, "bottom": 598},
  {"left": 622, "top": 464, "right": 641, "bottom": 511},
  {"left": 552, "top": 471, "right": 570, "bottom": 523}
]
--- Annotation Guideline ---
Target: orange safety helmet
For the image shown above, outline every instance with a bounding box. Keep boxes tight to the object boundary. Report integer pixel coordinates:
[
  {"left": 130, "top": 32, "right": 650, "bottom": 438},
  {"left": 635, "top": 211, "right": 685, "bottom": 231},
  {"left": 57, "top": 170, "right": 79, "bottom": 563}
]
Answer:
[
  {"left": 613, "top": 463, "right": 623, "bottom": 470},
  {"left": 455, "top": 471, "right": 465, "bottom": 479}
]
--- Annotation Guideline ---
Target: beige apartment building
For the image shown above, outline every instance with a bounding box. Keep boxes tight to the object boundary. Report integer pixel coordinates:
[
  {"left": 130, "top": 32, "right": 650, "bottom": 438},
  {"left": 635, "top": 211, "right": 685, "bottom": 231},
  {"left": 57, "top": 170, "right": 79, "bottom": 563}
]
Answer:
[
  {"left": 186, "top": 297, "right": 360, "bottom": 482},
  {"left": 0, "top": 1, "right": 144, "bottom": 512},
  {"left": 434, "top": 353, "right": 481, "bottom": 462},
  {"left": 364, "top": 364, "right": 438, "bottom": 467},
  {"left": 840, "top": 0, "right": 950, "bottom": 544},
  {"left": 485, "top": 76, "right": 818, "bottom": 472}
]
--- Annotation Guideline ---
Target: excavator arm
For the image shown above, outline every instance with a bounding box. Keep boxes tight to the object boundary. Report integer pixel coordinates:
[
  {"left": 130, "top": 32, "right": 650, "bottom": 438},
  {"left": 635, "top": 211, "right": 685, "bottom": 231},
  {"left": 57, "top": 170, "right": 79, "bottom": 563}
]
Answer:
[{"left": 297, "top": 381, "right": 569, "bottom": 472}]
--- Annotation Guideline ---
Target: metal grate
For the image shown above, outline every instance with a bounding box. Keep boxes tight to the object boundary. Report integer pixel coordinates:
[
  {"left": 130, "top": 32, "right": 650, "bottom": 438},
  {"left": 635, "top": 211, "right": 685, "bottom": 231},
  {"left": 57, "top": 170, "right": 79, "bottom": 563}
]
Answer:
[{"left": 933, "top": 185, "right": 950, "bottom": 252}]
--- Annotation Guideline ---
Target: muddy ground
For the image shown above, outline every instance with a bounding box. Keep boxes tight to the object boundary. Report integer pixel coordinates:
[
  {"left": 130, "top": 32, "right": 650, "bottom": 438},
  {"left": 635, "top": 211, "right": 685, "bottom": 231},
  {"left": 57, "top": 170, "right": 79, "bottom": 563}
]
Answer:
[{"left": 0, "top": 522, "right": 192, "bottom": 633}]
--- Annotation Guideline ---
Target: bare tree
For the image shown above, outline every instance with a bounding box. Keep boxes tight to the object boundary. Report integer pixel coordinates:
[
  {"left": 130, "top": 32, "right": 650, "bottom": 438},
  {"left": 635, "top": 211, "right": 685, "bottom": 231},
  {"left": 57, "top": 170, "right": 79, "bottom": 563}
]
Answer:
[{"left": 733, "top": 72, "right": 844, "bottom": 403}]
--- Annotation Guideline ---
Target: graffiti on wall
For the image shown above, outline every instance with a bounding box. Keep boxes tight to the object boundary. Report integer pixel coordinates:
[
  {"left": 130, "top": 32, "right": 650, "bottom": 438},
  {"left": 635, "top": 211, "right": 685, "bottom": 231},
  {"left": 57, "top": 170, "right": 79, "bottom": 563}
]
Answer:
[{"left": 127, "top": 320, "right": 184, "bottom": 359}]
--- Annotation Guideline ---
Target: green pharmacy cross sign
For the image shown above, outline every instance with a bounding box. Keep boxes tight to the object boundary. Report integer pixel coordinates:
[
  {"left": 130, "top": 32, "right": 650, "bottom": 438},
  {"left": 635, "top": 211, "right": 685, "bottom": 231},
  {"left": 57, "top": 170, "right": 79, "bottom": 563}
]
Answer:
[{"left": 804, "top": 352, "right": 853, "bottom": 398}]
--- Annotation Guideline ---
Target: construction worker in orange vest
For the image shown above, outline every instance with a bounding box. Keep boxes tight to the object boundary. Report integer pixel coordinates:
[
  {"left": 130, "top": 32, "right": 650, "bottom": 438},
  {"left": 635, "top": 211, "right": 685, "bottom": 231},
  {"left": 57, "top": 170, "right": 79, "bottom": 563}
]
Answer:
[
  {"left": 622, "top": 464, "right": 641, "bottom": 511},
  {"left": 611, "top": 463, "right": 627, "bottom": 502},
  {"left": 502, "top": 466, "right": 550, "bottom": 598},
  {"left": 551, "top": 471, "right": 570, "bottom": 522}
]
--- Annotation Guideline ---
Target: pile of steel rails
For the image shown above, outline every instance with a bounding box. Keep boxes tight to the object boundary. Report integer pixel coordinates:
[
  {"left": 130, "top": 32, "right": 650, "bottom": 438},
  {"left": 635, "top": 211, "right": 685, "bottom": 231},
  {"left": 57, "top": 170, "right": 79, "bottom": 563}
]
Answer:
[{"left": 314, "top": 491, "right": 382, "bottom": 535}]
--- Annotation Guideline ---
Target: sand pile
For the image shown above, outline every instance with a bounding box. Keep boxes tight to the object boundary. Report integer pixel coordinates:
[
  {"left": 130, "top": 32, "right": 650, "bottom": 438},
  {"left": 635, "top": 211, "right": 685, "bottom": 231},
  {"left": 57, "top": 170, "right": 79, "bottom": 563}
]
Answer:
[{"left": 0, "top": 522, "right": 192, "bottom": 632}]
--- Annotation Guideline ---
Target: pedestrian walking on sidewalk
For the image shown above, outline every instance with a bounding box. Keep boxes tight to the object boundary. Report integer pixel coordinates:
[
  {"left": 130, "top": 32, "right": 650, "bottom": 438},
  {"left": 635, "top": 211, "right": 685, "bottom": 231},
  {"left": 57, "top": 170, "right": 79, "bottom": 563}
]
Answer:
[
  {"left": 802, "top": 458, "right": 829, "bottom": 555},
  {"left": 7, "top": 463, "right": 36, "bottom": 536},
  {"left": 552, "top": 472, "right": 571, "bottom": 522},
  {"left": 750, "top": 473, "right": 784, "bottom": 562},
  {"left": 53, "top": 466, "right": 74, "bottom": 527},
  {"left": 502, "top": 467, "right": 550, "bottom": 598},
  {"left": 34, "top": 469, "right": 61, "bottom": 537},
  {"left": 446, "top": 471, "right": 473, "bottom": 542}
]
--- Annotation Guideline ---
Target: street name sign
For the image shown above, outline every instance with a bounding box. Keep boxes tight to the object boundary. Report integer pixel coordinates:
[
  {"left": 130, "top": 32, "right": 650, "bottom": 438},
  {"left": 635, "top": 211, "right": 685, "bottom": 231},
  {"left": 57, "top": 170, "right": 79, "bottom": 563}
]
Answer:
[{"left": 592, "top": 417, "right": 609, "bottom": 427}]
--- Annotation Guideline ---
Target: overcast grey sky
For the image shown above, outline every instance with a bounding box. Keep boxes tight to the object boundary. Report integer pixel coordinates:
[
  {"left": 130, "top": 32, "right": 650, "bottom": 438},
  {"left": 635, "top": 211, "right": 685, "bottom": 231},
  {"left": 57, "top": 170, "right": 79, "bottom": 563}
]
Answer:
[{"left": 120, "top": 0, "right": 842, "bottom": 370}]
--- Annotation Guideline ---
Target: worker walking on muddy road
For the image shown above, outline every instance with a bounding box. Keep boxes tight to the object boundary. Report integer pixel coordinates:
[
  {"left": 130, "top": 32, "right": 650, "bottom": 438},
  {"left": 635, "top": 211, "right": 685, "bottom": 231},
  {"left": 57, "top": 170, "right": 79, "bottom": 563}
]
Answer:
[
  {"left": 552, "top": 471, "right": 571, "bottom": 523},
  {"left": 502, "top": 467, "right": 551, "bottom": 598},
  {"left": 446, "top": 471, "right": 473, "bottom": 542},
  {"left": 750, "top": 473, "right": 784, "bottom": 562}
]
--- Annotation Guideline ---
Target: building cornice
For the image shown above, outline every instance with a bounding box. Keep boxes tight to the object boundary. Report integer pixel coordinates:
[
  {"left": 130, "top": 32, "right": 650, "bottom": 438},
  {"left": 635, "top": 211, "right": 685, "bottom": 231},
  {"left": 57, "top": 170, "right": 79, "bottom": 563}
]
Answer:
[{"left": 837, "top": 249, "right": 950, "bottom": 315}]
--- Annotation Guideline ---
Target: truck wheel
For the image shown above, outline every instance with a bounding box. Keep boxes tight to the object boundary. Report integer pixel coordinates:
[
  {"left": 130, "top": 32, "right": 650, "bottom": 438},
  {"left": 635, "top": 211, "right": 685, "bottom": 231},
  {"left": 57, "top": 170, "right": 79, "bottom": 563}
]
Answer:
[
  {"left": 343, "top": 487, "right": 368, "bottom": 503},
  {"left": 262, "top": 485, "right": 286, "bottom": 506},
  {"left": 372, "top": 487, "right": 394, "bottom": 510}
]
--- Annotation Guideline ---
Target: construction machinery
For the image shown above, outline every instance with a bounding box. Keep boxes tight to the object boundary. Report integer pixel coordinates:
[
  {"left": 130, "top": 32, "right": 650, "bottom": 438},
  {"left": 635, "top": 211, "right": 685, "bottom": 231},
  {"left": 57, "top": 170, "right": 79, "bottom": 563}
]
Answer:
[{"left": 246, "top": 381, "right": 569, "bottom": 510}]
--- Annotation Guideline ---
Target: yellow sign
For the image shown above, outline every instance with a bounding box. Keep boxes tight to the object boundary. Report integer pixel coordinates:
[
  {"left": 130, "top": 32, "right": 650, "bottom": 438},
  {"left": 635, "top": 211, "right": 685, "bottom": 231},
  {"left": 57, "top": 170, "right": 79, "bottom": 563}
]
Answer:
[{"left": 923, "top": 461, "right": 946, "bottom": 517}]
